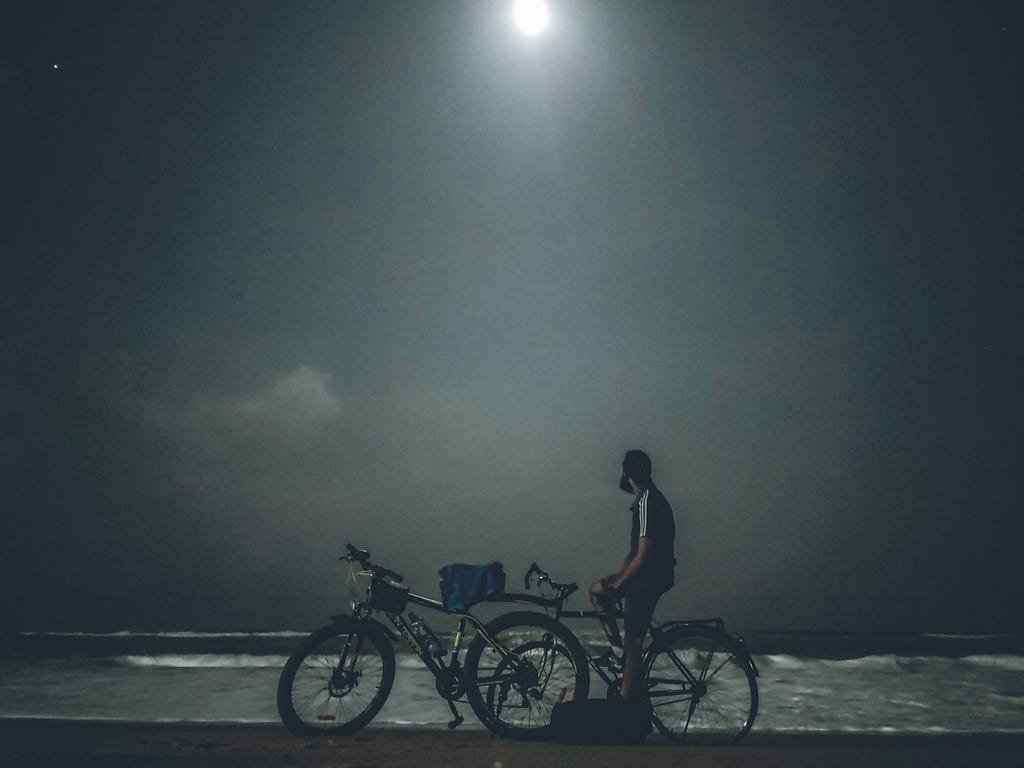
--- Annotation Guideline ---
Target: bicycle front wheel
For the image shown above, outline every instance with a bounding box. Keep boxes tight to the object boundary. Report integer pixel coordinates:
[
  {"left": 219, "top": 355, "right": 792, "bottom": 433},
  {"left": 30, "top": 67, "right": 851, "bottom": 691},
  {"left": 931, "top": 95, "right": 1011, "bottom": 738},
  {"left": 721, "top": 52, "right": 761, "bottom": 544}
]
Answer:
[
  {"left": 464, "top": 611, "right": 590, "bottom": 740},
  {"left": 643, "top": 626, "right": 758, "bottom": 744},
  {"left": 277, "top": 617, "right": 396, "bottom": 736}
]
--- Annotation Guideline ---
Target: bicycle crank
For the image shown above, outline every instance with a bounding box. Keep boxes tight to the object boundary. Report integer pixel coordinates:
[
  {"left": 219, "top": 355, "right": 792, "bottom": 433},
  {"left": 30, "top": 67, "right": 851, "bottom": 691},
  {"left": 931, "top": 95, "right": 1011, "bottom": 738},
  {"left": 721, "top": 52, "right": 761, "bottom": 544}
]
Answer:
[{"left": 436, "top": 666, "right": 466, "bottom": 700}]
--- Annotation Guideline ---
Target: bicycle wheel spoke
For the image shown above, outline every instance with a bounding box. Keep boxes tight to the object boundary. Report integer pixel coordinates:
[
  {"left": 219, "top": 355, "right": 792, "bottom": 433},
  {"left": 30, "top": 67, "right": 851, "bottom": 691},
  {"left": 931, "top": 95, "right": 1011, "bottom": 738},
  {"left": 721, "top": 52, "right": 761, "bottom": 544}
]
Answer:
[
  {"left": 661, "top": 646, "right": 699, "bottom": 686},
  {"left": 698, "top": 646, "right": 716, "bottom": 681},
  {"left": 706, "top": 653, "right": 734, "bottom": 683}
]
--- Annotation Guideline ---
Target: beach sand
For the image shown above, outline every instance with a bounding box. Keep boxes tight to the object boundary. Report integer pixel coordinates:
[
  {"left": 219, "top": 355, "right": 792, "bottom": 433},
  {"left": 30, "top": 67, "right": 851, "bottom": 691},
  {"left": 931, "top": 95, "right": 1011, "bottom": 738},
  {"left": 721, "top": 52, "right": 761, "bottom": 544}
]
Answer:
[{"left": 2, "top": 721, "right": 1022, "bottom": 768}]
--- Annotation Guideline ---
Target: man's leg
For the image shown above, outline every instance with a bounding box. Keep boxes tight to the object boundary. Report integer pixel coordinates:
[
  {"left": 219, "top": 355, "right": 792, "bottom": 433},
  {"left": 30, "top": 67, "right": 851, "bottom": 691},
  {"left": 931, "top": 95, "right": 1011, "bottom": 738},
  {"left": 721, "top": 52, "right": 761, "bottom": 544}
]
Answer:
[
  {"left": 589, "top": 577, "right": 623, "bottom": 652},
  {"left": 619, "top": 631, "right": 644, "bottom": 701},
  {"left": 620, "top": 582, "right": 663, "bottom": 701}
]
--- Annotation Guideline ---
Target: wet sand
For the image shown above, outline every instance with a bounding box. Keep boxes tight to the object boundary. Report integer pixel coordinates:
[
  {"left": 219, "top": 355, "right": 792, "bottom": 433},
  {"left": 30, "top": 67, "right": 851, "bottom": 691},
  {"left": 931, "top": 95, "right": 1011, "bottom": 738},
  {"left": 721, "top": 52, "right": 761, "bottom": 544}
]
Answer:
[{"left": 2, "top": 721, "right": 1022, "bottom": 768}]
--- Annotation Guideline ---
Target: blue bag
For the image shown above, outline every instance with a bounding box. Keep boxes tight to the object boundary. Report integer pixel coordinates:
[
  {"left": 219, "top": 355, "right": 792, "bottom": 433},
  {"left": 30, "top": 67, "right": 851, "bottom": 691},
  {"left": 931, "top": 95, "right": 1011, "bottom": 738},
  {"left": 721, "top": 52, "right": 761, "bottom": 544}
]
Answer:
[{"left": 438, "top": 562, "right": 506, "bottom": 611}]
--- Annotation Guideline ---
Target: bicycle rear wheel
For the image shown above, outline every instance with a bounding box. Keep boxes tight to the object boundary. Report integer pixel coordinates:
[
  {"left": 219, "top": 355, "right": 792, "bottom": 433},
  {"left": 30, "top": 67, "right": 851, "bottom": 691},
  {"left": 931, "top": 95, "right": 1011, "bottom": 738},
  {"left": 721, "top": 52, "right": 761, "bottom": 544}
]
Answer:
[
  {"left": 277, "top": 617, "right": 395, "bottom": 736},
  {"left": 464, "top": 611, "right": 590, "bottom": 740},
  {"left": 642, "top": 626, "right": 757, "bottom": 744}
]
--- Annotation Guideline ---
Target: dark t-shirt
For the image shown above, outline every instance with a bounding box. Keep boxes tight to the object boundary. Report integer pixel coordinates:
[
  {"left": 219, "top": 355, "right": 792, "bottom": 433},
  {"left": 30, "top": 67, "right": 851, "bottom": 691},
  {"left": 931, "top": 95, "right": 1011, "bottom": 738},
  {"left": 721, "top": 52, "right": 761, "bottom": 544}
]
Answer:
[{"left": 629, "top": 483, "right": 676, "bottom": 585}]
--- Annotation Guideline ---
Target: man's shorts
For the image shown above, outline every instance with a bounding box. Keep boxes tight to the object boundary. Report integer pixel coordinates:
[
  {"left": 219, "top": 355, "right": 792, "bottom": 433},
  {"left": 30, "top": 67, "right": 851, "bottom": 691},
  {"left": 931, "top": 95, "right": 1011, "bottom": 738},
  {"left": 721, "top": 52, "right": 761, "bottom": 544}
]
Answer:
[{"left": 623, "top": 571, "right": 671, "bottom": 639}]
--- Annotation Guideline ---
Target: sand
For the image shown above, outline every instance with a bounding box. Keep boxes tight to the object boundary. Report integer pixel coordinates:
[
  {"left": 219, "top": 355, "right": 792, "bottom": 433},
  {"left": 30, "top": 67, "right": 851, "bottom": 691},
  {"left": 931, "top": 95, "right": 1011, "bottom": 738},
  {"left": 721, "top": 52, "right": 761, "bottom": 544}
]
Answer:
[{"left": 2, "top": 721, "right": 1023, "bottom": 768}]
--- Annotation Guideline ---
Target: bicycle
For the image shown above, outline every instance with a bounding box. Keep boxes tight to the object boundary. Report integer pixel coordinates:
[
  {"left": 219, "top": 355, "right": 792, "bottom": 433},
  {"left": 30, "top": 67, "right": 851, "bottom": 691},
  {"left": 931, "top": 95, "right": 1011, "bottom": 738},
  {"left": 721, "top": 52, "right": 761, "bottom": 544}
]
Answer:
[
  {"left": 277, "top": 544, "right": 758, "bottom": 744},
  {"left": 276, "top": 544, "right": 590, "bottom": 740},
  {"left": 521, "top": 561, "right": 760, "bottom": 744}
]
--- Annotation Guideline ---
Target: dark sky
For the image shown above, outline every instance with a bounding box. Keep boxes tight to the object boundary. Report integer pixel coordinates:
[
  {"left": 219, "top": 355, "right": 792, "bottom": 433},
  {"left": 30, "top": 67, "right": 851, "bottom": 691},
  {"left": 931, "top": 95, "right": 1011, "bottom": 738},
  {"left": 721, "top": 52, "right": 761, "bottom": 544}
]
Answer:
[{"left": 2, "top": 0, "right": 1021, "bottom": 634}]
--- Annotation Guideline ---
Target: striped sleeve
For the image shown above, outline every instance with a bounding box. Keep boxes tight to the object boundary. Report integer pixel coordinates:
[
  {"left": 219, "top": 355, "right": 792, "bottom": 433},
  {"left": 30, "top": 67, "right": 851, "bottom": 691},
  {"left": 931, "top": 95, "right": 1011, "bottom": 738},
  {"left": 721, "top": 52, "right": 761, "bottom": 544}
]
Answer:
[{"left": 638, "top": 489, "right": 650, "bottom": 537}]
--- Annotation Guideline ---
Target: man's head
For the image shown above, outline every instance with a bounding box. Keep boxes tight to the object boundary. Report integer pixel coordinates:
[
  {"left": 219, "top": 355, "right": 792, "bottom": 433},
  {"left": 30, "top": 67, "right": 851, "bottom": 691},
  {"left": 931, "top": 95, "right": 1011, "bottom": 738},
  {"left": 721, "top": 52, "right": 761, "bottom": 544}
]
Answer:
[{"left": 620, "top": 449, "right": 652, "bottom": 493}]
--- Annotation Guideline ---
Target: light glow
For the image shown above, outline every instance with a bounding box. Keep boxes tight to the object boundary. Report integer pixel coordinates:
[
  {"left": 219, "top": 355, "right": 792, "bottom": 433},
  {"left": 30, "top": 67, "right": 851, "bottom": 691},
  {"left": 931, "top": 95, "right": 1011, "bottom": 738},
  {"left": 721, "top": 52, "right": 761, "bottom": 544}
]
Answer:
[{"left": 512, "top": 0, "right": 550, "bottom": 36}]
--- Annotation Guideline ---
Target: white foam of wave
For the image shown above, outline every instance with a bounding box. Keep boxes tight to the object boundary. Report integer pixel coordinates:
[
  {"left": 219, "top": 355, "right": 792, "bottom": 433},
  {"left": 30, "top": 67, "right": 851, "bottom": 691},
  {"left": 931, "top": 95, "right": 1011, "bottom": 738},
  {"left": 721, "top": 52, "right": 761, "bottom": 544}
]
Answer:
[
  {"left": 759, "top": 654, "right": 903, "bottom": 672},
  {"left": 962, "top": 655, "right": 1024, "bottom": 672},
  {"left": 116, "top": 654, "right": 288, "bottom": 669},
  {"left": 17, "top": 630, "right": 307, "bottom": 639},
  {"left": 759, "top": 654, "right": 805, "bottom": 670},
  {"left": 398, "top": 655, "right": 429, "bottom": 671},
  {"left": 831, "top": 655, "right": 905, "bottom": 670},
  {"left": 0, "top": 714, "right": 278, "bottom": 724}
]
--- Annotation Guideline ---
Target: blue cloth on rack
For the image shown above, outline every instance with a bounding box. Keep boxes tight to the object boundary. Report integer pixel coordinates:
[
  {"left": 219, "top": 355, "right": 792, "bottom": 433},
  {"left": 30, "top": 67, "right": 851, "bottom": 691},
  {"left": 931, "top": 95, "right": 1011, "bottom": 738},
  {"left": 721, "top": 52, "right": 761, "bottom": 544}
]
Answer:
[{"left": 439, "top": 562, "right": 506, "bottom": 611}]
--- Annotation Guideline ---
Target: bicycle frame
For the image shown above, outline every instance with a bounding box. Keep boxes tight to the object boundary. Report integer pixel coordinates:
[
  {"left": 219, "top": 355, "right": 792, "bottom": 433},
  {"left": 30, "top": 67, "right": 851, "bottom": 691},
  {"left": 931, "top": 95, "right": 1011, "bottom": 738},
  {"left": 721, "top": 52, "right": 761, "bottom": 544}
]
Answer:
[
  {"left": 284, "top": 546, "right": 757, "bottom": 740},
  {"left": 346, "top": 581, "right": 572, "bottom": 728},
  {"left": 366, "top": 587, "right": 561, "bottom": 669},
  {"left": 369, "top": 592, "right": 459, "bottom": 674}
]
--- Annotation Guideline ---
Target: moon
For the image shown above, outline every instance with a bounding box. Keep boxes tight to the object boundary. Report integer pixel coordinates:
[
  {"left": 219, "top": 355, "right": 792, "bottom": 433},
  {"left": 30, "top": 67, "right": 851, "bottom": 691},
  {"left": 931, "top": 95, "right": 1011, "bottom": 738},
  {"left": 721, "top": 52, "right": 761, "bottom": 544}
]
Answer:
[{"left": 512, "top": 0, "right": 550, "bottom": 35}]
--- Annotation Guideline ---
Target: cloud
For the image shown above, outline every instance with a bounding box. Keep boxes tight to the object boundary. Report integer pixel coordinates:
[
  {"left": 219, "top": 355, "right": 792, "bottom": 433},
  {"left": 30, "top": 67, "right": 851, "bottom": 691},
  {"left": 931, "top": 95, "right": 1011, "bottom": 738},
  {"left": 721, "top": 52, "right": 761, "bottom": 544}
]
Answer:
[
  {"left": 129, "top": 364, "right": 342, "bottom": 453},
  {"left": 96, "top": 362, "right": 349, "bottom": 508},
  {"left": 233, "top": 365, "right": 341, "bottom": 433}
]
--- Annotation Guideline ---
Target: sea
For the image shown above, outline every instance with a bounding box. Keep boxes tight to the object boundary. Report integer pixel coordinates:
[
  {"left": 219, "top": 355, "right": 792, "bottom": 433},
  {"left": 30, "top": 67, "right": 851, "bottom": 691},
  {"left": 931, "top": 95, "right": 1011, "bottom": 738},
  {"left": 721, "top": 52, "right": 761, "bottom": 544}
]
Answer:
[{"left": 2, "top": 628, "right": 1023, "bottom": 734}]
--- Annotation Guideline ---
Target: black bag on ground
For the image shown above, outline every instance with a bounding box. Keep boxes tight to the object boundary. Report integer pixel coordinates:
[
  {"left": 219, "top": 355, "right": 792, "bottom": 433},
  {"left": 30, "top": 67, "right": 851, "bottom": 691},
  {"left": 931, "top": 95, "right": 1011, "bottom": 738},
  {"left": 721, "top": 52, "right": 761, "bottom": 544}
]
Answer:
[{"left": 550, "top": 697, "right": 651, "bottom": 745}]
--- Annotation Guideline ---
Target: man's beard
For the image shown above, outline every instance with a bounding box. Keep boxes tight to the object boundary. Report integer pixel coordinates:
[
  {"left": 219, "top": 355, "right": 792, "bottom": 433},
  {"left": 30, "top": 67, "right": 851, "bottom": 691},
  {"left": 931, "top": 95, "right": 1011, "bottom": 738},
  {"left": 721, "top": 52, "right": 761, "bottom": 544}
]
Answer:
[{"left": 619, "top": 472, "right": 633, "bottom": 493}]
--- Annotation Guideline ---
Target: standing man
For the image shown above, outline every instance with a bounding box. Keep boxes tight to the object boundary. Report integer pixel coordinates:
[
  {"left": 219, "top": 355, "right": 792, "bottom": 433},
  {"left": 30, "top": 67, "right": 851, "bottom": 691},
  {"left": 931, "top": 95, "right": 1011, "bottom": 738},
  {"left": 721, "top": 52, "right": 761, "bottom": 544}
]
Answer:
[{"left": 590, "top": 449, "right": 676, "bottom": 701}]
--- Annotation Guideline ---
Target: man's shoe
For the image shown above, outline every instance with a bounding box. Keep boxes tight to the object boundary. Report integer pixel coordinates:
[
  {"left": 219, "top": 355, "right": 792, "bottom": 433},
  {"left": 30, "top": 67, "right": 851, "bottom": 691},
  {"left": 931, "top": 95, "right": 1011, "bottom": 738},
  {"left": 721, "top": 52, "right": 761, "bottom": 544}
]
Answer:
[{"left": 594, "top": 648, "right": 624, "bottom": 672}]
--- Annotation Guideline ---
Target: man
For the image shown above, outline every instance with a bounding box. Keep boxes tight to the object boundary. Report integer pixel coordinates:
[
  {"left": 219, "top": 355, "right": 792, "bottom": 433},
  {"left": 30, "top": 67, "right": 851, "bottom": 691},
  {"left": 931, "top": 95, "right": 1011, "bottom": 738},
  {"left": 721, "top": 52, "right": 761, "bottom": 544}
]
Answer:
[{"left": 590, "top": 449, "right": 676, "bottom": 701}]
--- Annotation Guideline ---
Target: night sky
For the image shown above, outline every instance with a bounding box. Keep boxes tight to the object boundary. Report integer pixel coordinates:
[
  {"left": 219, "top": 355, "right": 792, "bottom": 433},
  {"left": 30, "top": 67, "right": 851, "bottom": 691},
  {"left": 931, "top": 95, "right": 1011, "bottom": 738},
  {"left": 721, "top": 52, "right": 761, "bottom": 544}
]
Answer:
[{"left": 2, "top": 1, "right": 1021, "bottom": 634}]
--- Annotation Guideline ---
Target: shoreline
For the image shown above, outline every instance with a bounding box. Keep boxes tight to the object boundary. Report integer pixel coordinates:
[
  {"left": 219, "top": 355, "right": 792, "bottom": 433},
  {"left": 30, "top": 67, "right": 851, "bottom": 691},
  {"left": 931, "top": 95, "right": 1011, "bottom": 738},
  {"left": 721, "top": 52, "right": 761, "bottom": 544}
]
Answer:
[
  {"left": 3, "top": 721, "right": 1023, "bottom": 768},
  {"left": 5, "top": 717, "right": 1024, "bottom": 736}
]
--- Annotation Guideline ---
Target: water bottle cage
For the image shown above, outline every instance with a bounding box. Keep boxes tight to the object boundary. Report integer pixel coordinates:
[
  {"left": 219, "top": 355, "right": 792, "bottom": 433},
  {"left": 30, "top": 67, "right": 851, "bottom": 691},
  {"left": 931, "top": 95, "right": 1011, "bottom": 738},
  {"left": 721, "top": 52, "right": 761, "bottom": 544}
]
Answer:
[{"left": 409, "top": 613, "right": 446, "bottom": 659}]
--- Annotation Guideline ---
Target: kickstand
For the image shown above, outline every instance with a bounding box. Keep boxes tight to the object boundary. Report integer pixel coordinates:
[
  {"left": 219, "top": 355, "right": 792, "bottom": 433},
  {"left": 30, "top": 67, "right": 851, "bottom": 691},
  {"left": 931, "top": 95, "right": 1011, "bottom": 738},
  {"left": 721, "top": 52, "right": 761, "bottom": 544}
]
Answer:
[{"left": 446, "top": 699, "right": 464, "bottom": 730}]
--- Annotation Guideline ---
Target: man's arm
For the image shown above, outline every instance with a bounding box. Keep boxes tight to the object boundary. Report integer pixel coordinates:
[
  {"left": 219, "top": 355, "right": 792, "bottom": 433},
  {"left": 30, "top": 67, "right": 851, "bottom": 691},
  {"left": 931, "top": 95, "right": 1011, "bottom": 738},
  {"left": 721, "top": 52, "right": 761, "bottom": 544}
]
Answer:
[
  {"left": 601, "top": 553, "right": 632, "bottom": 588},
  {"left": 611, "top": 538, "right": 651, "bottom": 592}
]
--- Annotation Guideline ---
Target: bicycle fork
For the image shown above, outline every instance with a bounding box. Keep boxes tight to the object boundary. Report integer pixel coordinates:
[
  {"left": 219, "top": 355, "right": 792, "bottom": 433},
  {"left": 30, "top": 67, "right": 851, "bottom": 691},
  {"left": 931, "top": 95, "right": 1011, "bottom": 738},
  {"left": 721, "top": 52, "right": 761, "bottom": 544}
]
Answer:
[{"left": 327, "top": 632, "right": 364, "bottom": 697}]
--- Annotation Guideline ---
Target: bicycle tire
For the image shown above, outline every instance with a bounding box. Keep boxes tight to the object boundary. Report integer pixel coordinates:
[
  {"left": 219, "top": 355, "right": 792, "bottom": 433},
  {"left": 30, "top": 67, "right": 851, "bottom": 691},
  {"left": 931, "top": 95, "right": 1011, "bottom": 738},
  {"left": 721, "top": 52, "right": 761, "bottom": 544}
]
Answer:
[
  {"left": 463, "top": 611, "right": 590, "bottom": 740},
  {"left": 277, "top": 617, "right": 396, "bottom": 736},
  {"left": 642, "top": 626, "right": 758, "bottom": 744}
]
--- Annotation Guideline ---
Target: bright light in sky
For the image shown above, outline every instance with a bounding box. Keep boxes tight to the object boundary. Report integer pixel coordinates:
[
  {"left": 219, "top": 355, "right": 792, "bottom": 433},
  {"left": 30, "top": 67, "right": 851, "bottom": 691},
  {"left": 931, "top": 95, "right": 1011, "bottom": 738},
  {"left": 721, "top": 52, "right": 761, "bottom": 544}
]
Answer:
[{"left": 512, "top": 0, "right": 550, "bottom": 35}]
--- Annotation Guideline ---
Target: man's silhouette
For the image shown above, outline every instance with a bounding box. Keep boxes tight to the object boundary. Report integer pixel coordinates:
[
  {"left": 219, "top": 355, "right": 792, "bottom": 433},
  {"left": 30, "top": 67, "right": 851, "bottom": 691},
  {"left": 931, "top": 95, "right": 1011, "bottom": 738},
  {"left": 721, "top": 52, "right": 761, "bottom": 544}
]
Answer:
[{"left": 589, "top": 449, "right": 676, "bottom": 701}]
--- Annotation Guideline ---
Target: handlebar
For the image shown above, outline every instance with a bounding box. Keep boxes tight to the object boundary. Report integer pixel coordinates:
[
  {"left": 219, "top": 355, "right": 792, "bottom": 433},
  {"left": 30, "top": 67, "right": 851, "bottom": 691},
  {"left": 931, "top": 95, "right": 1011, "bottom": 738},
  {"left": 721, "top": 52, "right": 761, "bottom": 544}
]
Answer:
[
  {"left": 345, "top": 544, "right": 370, "bottom": 563},
  {"left": 342, "top": 543, "right": 404, "bottom": 584},
  {"left": 524, "top": 561, "right": 578, "bottom": 599}
]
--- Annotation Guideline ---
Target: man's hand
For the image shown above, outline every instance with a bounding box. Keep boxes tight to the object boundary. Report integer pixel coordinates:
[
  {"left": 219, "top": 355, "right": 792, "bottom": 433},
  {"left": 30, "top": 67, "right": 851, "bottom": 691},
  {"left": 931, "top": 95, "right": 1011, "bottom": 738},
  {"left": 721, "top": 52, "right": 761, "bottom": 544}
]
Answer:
[{"left": 604, "top": 578, "right": 626, "bottom": 600}]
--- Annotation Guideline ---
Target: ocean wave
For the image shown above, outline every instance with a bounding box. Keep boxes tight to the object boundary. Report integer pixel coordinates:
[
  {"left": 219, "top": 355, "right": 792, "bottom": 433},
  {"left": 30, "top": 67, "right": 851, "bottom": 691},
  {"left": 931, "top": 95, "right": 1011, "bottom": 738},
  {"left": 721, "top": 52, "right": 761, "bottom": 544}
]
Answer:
[
  {"left": 397, "top": 655, "right": 432, "bottom": 671},
  {"left": 16, "top": 631, "right": 308, "bottom": 639},
  {"left": 758, "top": 654, "right": 904, "bottom": 671},
  {"left": 961, "top": 655, "right": 1024, "bottom": 672},
  {"left": 115, "top": 654, "right": 289, "bottom": 669},
  {"left": 758, "top": 654, "right": 807, "bottom": 670},
  {"left": 5, "top": 633, "right": 1024, "bottom": 733}
]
